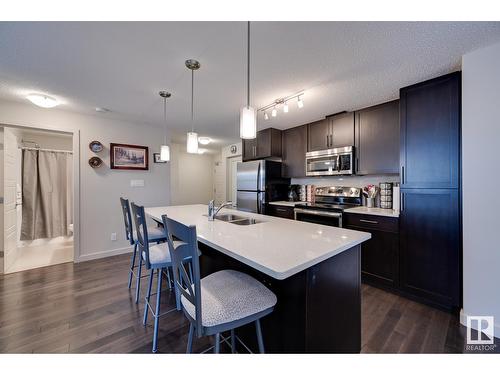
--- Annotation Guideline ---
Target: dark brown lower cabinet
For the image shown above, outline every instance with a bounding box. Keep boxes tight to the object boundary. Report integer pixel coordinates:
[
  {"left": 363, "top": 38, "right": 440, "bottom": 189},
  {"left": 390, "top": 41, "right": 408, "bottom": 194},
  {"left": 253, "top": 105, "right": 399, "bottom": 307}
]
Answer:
[
  {"left": 266, "top": 204, "right": 295, "bottom": 220},
  {"left": 345, "top": 213, "right": 399, "bottom": 289},
  {"left": 399, "top": 188, "right": 460, "bottom": 310}
]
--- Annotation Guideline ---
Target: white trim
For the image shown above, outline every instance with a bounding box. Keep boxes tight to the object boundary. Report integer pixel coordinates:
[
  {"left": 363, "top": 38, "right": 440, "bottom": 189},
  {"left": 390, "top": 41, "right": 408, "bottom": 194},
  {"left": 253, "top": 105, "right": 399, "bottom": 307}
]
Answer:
[
  {"left": 460, "top": 308, "right": 500, "bottom": 339},
  {"left": 76, "top": 245, "right": 133, "bottom": 262}
]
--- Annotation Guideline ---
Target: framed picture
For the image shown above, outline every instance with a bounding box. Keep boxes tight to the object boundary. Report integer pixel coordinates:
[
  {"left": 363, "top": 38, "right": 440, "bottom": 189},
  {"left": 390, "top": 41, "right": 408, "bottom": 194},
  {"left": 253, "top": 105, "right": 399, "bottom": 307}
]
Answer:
[
  {"left": 110, "top": 143, "right": 149, "bottom": 170},
  {"left": 153, "top": 153, "right": 167, "bottom": 163}
]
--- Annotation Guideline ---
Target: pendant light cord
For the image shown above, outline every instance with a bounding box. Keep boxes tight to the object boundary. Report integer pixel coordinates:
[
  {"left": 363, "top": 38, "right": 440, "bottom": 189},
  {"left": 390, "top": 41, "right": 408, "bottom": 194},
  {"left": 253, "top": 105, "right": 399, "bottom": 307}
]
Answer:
[
  {"left": 247, "top": 21, "right": 250, "bottom": 108},
  {"left": 191, "top": 69, "right": 194, "bottom": 132},
  {"left": 163, "top": 97, "right": 167, "bottom": 145}
]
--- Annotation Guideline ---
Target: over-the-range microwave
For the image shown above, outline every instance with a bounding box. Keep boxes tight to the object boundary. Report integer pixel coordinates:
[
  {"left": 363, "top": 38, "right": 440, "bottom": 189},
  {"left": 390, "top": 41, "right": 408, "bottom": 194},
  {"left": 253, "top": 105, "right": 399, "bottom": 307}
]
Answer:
[{"left": 305, "top": 146, "right": 354, "bottom": 176}]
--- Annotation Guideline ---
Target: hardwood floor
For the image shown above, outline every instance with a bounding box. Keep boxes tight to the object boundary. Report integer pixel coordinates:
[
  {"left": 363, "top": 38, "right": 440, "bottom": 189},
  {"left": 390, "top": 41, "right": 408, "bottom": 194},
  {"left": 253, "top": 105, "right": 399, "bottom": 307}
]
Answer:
[{"left": 0, "top": 253, "right": 494, "bottom": 353}]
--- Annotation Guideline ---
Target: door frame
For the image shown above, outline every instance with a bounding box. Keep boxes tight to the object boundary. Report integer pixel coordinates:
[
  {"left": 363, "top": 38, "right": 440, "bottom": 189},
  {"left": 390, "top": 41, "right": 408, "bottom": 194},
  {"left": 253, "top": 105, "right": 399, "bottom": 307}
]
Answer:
[{"left": 0, "top": 122, "right": 80, "bottom": 264}]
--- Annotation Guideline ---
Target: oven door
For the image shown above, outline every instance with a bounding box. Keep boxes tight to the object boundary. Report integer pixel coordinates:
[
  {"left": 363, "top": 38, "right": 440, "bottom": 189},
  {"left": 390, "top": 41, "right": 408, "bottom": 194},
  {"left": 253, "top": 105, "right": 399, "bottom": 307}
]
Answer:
[
  {"left": 294, "top": 208, "right": 343, "bottom": 227},
  {"left": 306, "top": 154, "right": 339, "bottom": 176}
]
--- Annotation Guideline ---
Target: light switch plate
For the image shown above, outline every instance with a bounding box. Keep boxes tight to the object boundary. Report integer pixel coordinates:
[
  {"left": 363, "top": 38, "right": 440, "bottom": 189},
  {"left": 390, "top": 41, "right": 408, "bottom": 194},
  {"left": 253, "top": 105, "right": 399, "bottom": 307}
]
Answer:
[{"left": 130, "top": 179, "right": 145, "bottom": 187}]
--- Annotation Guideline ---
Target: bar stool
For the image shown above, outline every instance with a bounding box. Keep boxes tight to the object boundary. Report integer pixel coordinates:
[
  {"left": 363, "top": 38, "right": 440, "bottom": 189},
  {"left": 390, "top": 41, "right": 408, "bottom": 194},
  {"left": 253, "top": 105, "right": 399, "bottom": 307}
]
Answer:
[
  {"left": 162, "top": 214, "right": 277, "bottom": 354},
  {"left": 130, "top": 202, "right": 193, "bottom": 353},
  {"left": 120, "top": 197, "right": 167, "bottom": 303}
]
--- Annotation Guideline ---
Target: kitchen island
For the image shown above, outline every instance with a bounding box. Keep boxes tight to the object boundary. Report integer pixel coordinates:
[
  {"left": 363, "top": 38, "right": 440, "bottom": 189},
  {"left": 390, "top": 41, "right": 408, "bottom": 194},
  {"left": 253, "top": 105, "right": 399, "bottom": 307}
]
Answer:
[{"left": 145, "top": 204, "right": 370, "bottom": 353}]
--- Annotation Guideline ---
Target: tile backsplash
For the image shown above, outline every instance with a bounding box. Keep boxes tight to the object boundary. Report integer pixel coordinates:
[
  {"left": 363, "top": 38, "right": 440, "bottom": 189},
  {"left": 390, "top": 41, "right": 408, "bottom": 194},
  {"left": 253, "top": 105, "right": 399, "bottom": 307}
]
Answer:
[
  {"left": 291, "top": 174, "right": 400, "bottom": 188},
  {"left": 291, "top": 174, "right": 401, "bottom": 208}
]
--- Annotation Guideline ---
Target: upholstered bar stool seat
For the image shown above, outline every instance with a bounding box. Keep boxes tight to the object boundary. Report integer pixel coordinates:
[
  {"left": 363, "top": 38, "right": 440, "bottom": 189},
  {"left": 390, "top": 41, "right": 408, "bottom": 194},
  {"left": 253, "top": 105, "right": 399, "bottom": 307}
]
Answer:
[
  {"left": 181, "top": 270, "right": 277, "bottom": 328},
  {"left": 134, "top": 226, "right": 166, "bottom": 242},
  {"left": 142, "top": 243, "right": 171, "bottom": 266}
]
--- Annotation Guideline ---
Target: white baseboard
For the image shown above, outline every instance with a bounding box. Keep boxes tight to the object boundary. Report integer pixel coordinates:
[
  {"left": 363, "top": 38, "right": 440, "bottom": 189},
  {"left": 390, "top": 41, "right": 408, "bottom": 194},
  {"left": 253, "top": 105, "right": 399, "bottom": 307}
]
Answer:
[
  {"left": 460, "top": 308, "right": 500, "bottom": 339},
  {"left": 76, "top": 245, "right": 133, "bottom": 262}
]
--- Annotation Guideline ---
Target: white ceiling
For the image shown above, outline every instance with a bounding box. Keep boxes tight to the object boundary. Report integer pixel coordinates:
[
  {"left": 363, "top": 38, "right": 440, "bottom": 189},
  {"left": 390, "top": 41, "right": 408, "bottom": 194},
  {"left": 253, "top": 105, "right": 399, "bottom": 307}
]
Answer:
[{"left": 1, "top": 21, "right": 500, "bottom": 149}]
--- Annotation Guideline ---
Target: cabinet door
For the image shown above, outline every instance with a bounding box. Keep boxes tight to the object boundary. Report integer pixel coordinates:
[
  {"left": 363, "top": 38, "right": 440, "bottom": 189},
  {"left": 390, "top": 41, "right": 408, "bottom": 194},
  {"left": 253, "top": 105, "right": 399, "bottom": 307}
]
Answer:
[
  {"left": 399, "top": 188, "right": 460, "bottom": 309},
  {"left": 355, "top": 100, "right": 399, "bottom": 175},
  {"left": 400, "top": 72, "right": 460, "bottom": 189},
  {"left": 329, "top": 112, "right": 355, "bottom": 148},
  {"left": 266, "top": 204, "right": 295, "bottom": 219},
  {"left": 242, "top": 138, "right": 257, "bottom": 161},
  {"left": 307, "top": 119, "right": 330, "bottom": 152},
  {"left": 282, "top": 125, "right": 307, "bottom": 177},
  {"left": 256, "top": 128, "right": 282, "bottom": 159}
]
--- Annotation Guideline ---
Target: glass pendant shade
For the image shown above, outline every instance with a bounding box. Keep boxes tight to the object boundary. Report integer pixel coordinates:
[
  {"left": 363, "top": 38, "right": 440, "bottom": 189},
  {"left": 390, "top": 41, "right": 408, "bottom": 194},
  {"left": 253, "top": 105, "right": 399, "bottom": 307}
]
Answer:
[
  {"left": 186, "top": 131, "right": 199, "bottom": 154},
  {"left": 160, "top": 145, "right": 170, "bottom": 161},
  {"left": 240, "top": 106, "right": 257, "bottom": 139}
]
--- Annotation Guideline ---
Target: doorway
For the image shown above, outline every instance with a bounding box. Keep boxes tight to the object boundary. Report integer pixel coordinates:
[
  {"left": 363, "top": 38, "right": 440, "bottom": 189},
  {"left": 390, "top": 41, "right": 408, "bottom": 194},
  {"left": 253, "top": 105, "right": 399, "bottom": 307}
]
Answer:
[
  {"left": 227, "top": 156, "right": 241, "bottom": 205},
  {"left": 1, "top": 126, "right": 74, "bottom": 274}
]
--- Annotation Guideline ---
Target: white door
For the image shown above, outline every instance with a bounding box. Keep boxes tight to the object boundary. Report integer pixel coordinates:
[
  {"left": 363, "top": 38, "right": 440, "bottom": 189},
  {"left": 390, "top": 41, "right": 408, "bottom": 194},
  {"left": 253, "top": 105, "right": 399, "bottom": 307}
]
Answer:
[
  {"left": 227, "top": 156, "right": 242, "bottom": 206},
  {"left": 3, "top": 128, "right": 18, "bottom": 272},
  {"left": 213, "top": 161, "right": 225, "bottom": 206}
]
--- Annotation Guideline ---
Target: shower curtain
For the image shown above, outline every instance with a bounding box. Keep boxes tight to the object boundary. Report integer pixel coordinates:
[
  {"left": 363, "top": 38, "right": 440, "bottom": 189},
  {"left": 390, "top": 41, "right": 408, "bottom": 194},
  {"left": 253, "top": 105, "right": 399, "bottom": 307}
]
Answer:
[{"left": 20, "top": 149, "right": 73, "bottom": 240}]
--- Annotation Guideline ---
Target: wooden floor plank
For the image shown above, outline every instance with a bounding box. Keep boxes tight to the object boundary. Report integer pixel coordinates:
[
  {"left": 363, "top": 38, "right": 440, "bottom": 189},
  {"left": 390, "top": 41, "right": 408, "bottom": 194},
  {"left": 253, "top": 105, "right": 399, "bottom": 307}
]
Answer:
[{"left": 0, "top": 253, "right": 477, "bottom": 353}]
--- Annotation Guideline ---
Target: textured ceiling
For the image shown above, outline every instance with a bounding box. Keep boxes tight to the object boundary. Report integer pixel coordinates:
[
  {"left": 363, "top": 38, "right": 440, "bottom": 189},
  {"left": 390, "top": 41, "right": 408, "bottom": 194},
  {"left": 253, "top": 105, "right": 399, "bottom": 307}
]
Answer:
[{"left": 1, "top": 21, "right": 500, "bottom": 148}]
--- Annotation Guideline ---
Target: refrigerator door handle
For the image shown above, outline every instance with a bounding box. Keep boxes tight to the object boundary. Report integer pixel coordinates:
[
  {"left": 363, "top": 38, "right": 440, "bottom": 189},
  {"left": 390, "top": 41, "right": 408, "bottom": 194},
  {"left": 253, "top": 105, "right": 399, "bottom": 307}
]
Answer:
[{"left": 257, "top": 161, "right": 261, "bottom": 192}]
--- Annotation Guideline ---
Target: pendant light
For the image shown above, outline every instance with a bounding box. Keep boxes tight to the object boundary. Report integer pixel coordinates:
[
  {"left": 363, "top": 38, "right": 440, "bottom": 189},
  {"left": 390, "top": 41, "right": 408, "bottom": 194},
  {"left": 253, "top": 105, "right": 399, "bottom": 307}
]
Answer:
[
  {"left": 240, "top": 21, "right": 257, "bottom": 139},
  {"left": 186, "top": 59, "right": 200, "bottom": 154},
  {"left": 159, "top": 91, "right": 171, "bottom": 161}
]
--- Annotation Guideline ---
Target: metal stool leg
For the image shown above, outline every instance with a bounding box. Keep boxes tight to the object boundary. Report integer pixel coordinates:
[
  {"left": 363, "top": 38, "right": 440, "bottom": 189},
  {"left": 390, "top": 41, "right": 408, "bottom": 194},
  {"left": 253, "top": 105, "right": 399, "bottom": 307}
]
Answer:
[
  {"left": 231, "top": 329, "right": 236, "bottom": 353},
  {"left": 127, "top": 242, "right": 137, "bottom": 289},
  {"left": 152, "top": 269, "right": 163, "bottom": 353},
  {"left": 166, "top": 267, "right": 172, "bottom": 290},
  {"left": 255, "top": 319, "right": 265, "bottom": 354},
  {"left": 214, "top": 332, "right": 221, "bottom": 354},
  {"left": 135, "top": 256, "right": 143, "bottom": 304},
  {"left": 143, "top": 269, "right": 154, "bottom": 326},
  {"left": 186, "top": 323, "right": 194, "bottom": 354}
]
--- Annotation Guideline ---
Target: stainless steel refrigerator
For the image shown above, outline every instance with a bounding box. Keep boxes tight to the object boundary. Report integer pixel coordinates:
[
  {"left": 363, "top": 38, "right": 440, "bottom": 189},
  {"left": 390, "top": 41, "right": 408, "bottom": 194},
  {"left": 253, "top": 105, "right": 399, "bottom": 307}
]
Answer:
[{"left": 236, "top": 160, "right": 289, "bottom": 214}]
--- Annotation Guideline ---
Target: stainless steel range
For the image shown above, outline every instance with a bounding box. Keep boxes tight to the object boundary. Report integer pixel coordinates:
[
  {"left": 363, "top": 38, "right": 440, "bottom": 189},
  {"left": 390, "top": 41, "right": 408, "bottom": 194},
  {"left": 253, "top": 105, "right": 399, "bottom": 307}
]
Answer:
[{"left": 294, "top": 186, "right": 362, "bottom": 228}]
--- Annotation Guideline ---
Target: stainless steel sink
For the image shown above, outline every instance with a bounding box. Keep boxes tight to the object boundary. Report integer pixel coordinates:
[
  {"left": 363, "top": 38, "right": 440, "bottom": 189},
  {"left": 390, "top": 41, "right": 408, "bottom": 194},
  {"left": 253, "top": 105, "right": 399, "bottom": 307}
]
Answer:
[
  {"left": 214, "top": 214, "right": 262, "bottom": 225},
  {"left": 229, "top": 218, "right": 261, "bottom": 225},
  {"left": 215, "top": 214, "right": 246, "bottom": 222}
]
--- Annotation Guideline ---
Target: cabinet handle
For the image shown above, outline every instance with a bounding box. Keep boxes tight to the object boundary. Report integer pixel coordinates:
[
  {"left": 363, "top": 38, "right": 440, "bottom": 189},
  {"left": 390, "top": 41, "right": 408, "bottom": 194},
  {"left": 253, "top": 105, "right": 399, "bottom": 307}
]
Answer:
[
  {"left": 276, "top": 208, "right": 288, "bottom": 212},
  {"left": 330, "top": 134, "right": 333, "bottom": 148},
  {"left": 326, "top": 134, "right": 329, "bottom": 148},
  {"left": 401, "top": 166, "right": 405, "bottom": 184},
  {"left": 359, "top": 219, "right": 378, "bottom": 224},
  {"left": 356, "top": 158, "right": 359, "bottom": 172},
  {"left": 401, "top": 192, "right": 404, "bottom": 212}
]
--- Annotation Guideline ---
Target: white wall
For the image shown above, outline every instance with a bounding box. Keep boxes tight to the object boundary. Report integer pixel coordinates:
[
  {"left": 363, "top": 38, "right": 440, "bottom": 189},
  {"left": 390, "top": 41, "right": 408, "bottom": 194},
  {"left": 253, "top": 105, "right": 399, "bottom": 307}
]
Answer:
[
  {"left": 16, "top": 130, "right": 72, "bottom": 151},
  {"left": 169, "top": 143, "right": 215, "bottom": 205},
  {"left": 0, "top": 99, "right": 170, "bottom": 261},
  {"left": 462, "top": 42, "right": 500, "bottom": 338}
]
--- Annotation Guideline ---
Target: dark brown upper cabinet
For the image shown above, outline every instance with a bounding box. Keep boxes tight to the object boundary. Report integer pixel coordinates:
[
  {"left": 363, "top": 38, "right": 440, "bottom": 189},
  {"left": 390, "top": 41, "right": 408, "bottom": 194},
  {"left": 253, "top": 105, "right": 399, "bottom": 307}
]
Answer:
[
  {"left": 242, "top": 128, "right": 282, "bottom": 162},
  {"left": 307, "top": 119, "right": 330, "bottom": 152},
  {"left": 400, "top": 72, "right": 460, "bottom": 189},
  {"left": 282, "top": 124, "right": 307, "bottom": 178},
  {"left": 307, "top": 112, "right": 354, "bottom": 152},
  {"left": 355, "top": 100, "right": 400, "bottom": 175}
]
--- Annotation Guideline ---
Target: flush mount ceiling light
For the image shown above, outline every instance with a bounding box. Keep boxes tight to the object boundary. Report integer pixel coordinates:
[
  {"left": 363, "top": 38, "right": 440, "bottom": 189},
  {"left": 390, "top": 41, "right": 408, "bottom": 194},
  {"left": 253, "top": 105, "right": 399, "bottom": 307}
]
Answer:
[
  {"left": 185, "top": 59, "right": 201, "bottom": 154},
  {"left": 258, "top": 91, "right": 304, "bottom": 120},
  {"left": 26, "top": 93, "right": 59, "bottom": 108},
  {"left": 159, "top": 90, "right": 171, "bottom": 162},
  {"left": 198, "top": 137, "right": 211, "bottom": 145},
  {"left": 239, "top": 21, "right": 257, "bottom": 140}
]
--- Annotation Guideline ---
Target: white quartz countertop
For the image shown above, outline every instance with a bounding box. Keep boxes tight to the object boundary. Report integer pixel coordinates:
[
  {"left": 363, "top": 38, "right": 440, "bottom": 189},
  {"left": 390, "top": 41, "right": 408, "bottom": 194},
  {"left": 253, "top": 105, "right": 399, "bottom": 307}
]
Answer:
[
  {"left": 268, "top": 201, "right": 302, "bottom": 207},
  {"left": 145, "top": 204, "right": 371, "bottom": 280},
  {"left": 344, "top": 206, "right": 400, "bottom": 218}
]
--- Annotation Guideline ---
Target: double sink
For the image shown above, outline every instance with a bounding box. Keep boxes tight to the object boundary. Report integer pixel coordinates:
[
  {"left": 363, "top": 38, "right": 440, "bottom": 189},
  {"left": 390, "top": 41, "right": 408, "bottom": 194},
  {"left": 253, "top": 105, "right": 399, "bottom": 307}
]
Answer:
[{"left": 215, "top": 214, "right": 261, "bottom": 226}]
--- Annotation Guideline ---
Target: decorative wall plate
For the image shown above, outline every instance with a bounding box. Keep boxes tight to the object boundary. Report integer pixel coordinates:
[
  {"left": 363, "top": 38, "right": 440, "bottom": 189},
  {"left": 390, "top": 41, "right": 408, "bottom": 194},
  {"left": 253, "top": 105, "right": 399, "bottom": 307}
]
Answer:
[
  {"left": 88, "top": 156, "right": 103, "bottom": 168},
  {"left": 89, "top": 141, "right": 104, "bottom": 153}
]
